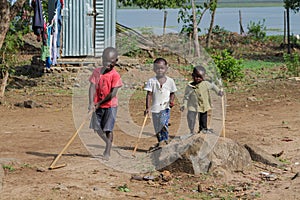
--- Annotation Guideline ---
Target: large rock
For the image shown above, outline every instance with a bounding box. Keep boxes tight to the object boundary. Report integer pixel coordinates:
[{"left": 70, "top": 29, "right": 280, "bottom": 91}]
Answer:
[
  {"left": 244, "top": 144, "right": 284, "bottom": 167},
  {"left": 150, "top": 134, "right": 252, "bottom": 174}
]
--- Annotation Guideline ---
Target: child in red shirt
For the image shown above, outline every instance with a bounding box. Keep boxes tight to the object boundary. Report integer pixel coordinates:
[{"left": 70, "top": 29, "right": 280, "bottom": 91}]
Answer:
[{"left": 88, "top": 47, "right": 122, "bottom": 160}]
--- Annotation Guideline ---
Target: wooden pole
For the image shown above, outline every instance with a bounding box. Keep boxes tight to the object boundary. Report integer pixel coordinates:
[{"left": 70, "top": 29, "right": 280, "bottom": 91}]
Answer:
[
  {"left": 239, "top": 10, "right": 245, "bottom": 35},
  {"left": 132, "top": 115, "right": 148, "bottom": 156},
  {"left": 221, "top": 93, "right": 226, "bottom": 138},
  {"left": 49, "top": 111, "right": 93, "bottom": 170},
  {"left": 163, "top": 10, "right": 168, "bottom": 35},
  {"left": 287, "top": 8, "right": 291, "bottom": 54},
  {"left": 284, "top": 11, "right": 287, "bottom": 44}
]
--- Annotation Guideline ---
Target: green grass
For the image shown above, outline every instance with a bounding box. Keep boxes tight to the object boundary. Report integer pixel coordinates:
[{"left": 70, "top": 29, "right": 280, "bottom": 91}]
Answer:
[
  {"left": 242, "top": 59, "right": 282, "bottom": 69},
  {"left": 2, "top": 164, "right": 15, "bottom": 172}
]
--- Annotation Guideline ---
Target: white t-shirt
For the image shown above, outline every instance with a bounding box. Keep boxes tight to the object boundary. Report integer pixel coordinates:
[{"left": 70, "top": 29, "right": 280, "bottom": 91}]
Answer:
[{"left": 144, "top": 76, "right": 177, "bottom": 113}]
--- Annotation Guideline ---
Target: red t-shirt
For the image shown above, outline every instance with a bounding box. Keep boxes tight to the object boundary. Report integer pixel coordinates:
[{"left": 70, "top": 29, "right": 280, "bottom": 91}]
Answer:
[{"left": 89, "top": 67, "right": 122, "bottom": 108}]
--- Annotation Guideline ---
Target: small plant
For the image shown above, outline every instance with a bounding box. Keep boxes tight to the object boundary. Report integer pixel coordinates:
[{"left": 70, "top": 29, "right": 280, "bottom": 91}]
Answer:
[
  {"left": 212, "top": 25, "right": 228, "bottom": 34},
  {"left": 278, "top": 158, "right": 291, "bottom": 164},
  {"left": 247, "top": 19, "right": 266, "bottom": 41},
  {"left": 2, "top": 164, "right": 15, "bottom": 172},
  {"left": 117, "top": 184, "right": 130, "bottom": 192},
  {"left": 283, "top": 53, "right": 300, "bottom": 77},
  {"left": 211, "top": 49, "right": 244, "bottom": 82},
  {"left": 22, "top": 163, "right": 32, "bottom": 168}
]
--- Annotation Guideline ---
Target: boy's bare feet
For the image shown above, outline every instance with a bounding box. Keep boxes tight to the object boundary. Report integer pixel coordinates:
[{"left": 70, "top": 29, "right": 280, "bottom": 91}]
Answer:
[{"left": 103, "top": 152, "right": 110, "bottom": 161}]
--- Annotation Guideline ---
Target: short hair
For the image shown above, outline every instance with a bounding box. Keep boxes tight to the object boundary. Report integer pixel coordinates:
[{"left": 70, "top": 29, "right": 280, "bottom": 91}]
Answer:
[
  {"left": 154, "top": 57, "right": 167, "bottom": 65},
  {"left": 102, "top": 47, "right": 118, "bottom": 59},
  {"left": 193, "top": 65, "right": 206, "bottom": 75}
]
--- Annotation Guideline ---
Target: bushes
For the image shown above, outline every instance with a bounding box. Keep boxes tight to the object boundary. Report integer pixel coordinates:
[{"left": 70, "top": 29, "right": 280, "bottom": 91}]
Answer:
[
  {"left": 247, "top": 19, "right": 266, "bottom": 41},
  {"left": 211, "top": 49, "right": 244, "bottom": 82},
  {"left": 283, "top": 53, "right": 300, "bottom": 77}
]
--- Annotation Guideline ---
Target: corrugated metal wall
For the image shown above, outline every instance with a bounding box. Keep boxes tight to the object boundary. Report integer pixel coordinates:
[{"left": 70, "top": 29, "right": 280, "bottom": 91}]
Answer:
[
  {"left": 62, "top": 0, "right": 94, "bottom": 57},
  {"left": 94, "top": 0, "right": 116, "bottom": 57},
  {"left": 59, "top": 0, "right": 116, "bottom": 57}
]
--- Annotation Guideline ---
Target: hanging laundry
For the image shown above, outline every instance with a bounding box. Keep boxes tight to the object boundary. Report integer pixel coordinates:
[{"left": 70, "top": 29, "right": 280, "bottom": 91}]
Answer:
[
  {"left": 31, "top": 0, "right": 44, "bottom": 42},
  {"left": 56, "top": 0, "right": 64, "bottom": 58}
]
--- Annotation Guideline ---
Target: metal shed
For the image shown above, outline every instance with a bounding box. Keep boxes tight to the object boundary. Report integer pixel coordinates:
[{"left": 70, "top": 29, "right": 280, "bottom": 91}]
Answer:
[{"left": 48, "top": 0, "right": 116, "bottom": 58}]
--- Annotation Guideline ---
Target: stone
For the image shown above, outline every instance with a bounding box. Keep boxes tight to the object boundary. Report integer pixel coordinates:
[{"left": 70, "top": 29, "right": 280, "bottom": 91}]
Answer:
[
  {"left": 244, "top": 144, "right": 284, "bottom": 167},
  {"left": 24, "top": 100, "right": 37, "bottom": 108},
  {"left": 152, "top": 134, "right": 252, "bottom": 174}
]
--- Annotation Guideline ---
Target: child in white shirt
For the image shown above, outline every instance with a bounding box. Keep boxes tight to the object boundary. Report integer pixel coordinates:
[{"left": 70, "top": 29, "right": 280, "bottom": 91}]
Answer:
[{"left": 144, "top": 58, "right": 177, "bottom": 149}]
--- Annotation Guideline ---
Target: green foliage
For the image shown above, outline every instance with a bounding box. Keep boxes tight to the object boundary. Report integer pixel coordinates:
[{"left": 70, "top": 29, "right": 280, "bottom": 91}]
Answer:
[
  {"left": 177, "top": 4, "right": 204, "bottom": 35},
  {"left": 117, "top": 0, "right": 187, "bottom": 9},
  {"left": 266, "top": 35, "right": 284, "bottom": 44},
  {"left": 211, "top": 49, "right": 244, "bottom": 82},
  {"left": 212, "top": 25, "right": 229, "bottom": 34},
  {"left": 247, "top": 19, "right": 267, "bottom": 40},
  {"left": 0, "top": 2, "right": 31, "bottom": 77},
  {"left": 116, "top": 35, "right": 142, "bottom": 57},
  {"left": 284, "top": 0, "right": 300, "bottom": 12},
  {"left": 283, "top": 53, "right": 300, "bottom": 77},
  {"left": 117, "top": 184, "right": 130, "bottom": 192},
  {"left": 2, "top": 164, "right": 15, "bottom": 172}
]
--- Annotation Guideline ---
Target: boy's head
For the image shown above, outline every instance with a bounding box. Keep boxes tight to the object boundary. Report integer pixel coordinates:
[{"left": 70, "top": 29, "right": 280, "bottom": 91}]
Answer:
[
  {"left": 192, "top": 65, "right": 206, "bottom": 83},
  {"left": 153, "top": 58, "right": 168, "bottom": 77},
  {"left": 102, "top": 47, "right": 118, "bottom": 72}
]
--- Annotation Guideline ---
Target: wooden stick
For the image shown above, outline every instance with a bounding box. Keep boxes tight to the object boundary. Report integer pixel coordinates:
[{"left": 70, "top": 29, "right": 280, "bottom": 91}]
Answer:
[
  {"left": 49, "top": 111, "right": 93, "bottom": 170},
  {"left": 132, "top": 115, "right": 148, "bottom": 156},
  {"left": 221, "top": 93, "right": 226, "bottom": 138}
]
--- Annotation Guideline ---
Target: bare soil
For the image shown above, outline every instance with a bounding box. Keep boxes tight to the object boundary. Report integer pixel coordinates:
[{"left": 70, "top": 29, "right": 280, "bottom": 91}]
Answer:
[
  {"left": 1, "top": 32, "right": 300, "bottom": 199},
  {"left": 0, "top": 65, "right": 300, "bottom": 200}
]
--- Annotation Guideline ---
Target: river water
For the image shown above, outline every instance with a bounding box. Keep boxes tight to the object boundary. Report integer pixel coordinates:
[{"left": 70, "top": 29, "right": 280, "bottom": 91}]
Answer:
[{"left": 117, "top": 7, "right": 299, "bottom": 35}]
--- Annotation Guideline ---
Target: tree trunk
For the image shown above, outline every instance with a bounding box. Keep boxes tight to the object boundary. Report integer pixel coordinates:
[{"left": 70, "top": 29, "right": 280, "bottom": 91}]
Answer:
[
  {"left": 0, "top": 0, "right": 26, "bottom": 50},
  {"left": 0, "top": 0, "right": 10, "bottom": 50},
  {"left": 206, "top": 0, "right": 218, "bottom": 48},
  {"left": 191, "top": 0, "right": 200, "bottom": 57},
  {"left": 0, "top": 70, "right": 9, "bottom": 102}
]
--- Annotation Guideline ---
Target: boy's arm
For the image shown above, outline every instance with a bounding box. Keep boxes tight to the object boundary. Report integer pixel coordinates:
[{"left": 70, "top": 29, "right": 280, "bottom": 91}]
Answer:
[
  {"left": 96, "top": 87, "right": 120, "bottom": 108},
  {"left": 209, "top": 82, "right": 223, "bottom": 96},
  {"left": 180, "top": 86, "right": 192, "bottom": 111},
  {"left": 88, "top": 82, "right": 96, "bottom": 112},
  {"left": 169, "top": 92, "right": 175, "bottom": 108},
  {"left": 144, "top": 91, "right": 152, "bottom": 116}
]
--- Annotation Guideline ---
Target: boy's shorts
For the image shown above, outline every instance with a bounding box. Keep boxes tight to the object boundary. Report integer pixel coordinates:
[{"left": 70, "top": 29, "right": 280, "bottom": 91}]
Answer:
[{"left": 89, "top": 107, "right": 117, "bottom": 132}]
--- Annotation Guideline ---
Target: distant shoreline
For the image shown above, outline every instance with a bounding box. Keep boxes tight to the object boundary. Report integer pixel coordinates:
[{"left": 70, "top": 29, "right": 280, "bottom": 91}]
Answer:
[{"left": 118, "top": 2, "right": 284, "bottom": 9}]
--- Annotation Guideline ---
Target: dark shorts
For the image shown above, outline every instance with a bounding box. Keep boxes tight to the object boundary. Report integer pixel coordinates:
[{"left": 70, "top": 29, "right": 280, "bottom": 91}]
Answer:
[{"left": 89, "top": 107, "right": 118, "bottom": 132}]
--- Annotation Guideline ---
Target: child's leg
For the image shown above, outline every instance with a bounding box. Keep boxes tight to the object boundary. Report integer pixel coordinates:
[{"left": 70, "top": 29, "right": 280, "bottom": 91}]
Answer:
[
  {"left": 101, "top": 107, "right": 117, "bottom": 160},
  {"left": 152, "top": 113, "right": 162, "bottom": 143},
  {"left": 103, "top": 131, "right": 113, "bottom": 159},
  {"left": 159, "top": 109, "right": 170, "bottom": 143},
  {"left": 187, "top": 111, "right": 197, "bottom": 133},
  {"left": 199, "top": 111, "right": 208, "bottom": 131}
]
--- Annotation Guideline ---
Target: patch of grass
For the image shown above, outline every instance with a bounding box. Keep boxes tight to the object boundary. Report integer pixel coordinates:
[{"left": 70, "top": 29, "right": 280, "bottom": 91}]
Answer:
[
  {"left": 22, "top": 163, "right": 32, "bottom": 168},
  {"left": 278, "top": 158, "right": 291, "bottom": 164},
  {"left": 242, "top": 59, "right": 282, "bottom": 70},
  {"left": 117, "top": 184, "right": 130, "bottom": 192},
  {"left": 2, "top": 164, "right": 15, "bottom": 172}
]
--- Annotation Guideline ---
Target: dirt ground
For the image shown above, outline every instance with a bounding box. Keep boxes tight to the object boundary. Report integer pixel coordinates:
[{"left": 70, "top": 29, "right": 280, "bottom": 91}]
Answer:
[{"left": 0, "top": 64, "right": 300, "bottom": 200}]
